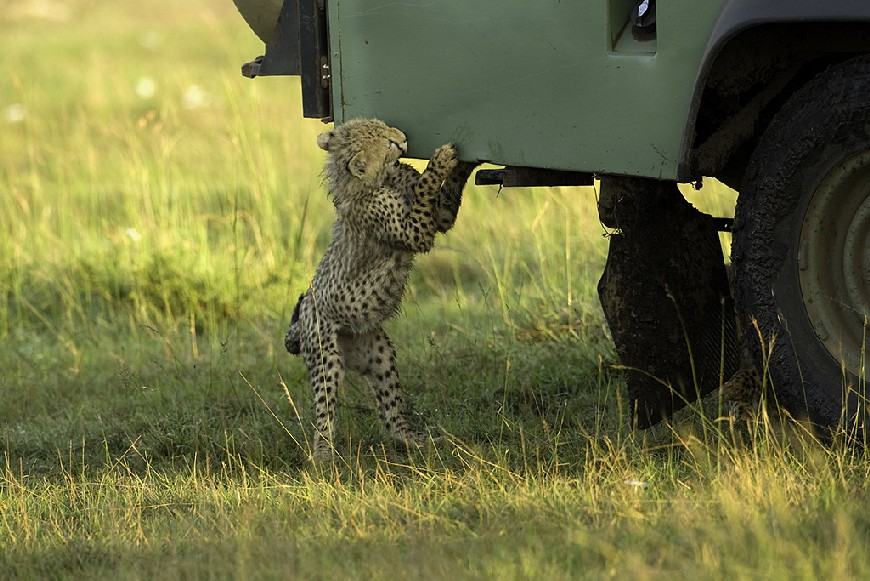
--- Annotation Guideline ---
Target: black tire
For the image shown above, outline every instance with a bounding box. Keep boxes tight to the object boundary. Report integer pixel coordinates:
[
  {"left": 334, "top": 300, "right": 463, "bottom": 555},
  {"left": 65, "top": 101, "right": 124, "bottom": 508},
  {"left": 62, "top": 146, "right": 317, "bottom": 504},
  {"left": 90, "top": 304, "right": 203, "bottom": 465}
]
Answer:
[{"left": 733, "top": 55, "right": 870, "bottom": 429}]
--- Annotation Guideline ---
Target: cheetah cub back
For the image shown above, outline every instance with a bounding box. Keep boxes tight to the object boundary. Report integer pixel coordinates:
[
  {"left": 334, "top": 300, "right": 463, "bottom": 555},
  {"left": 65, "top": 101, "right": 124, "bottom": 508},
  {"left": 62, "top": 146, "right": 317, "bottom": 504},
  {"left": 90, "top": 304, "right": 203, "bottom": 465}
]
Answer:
[{"left": 286, "top": 118, "right": 476, "bottom": 459}]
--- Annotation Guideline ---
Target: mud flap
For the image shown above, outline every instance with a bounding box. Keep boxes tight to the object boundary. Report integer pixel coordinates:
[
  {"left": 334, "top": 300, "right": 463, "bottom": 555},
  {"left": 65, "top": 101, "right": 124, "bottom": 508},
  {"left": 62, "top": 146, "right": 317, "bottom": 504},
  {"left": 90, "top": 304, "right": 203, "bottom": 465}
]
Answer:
[{"left": 597, "top": 178, "right": 740, "bottom": 427}]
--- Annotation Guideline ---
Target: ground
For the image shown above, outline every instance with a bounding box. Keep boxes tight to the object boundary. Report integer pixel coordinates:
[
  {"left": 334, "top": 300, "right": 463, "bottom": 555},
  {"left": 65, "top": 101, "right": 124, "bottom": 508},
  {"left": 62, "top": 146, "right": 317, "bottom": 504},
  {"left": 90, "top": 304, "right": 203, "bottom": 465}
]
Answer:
[{"left": 1, "top": 1, "right": 870, "bottom": 578}]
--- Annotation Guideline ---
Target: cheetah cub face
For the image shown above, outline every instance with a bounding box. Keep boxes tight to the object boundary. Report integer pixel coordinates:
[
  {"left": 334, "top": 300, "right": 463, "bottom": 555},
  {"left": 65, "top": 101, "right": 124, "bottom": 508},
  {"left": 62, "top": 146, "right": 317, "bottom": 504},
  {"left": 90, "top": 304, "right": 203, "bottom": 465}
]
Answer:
[{"left": 318, "top": 118, "right": 408, "bottom": 188}]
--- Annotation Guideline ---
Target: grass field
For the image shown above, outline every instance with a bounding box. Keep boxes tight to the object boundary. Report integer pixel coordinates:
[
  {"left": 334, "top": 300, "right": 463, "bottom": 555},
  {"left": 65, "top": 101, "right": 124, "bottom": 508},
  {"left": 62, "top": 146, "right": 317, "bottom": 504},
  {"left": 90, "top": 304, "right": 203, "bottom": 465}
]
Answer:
[{"left": 2, "top": 1, "right": 870, "bottom": 578}]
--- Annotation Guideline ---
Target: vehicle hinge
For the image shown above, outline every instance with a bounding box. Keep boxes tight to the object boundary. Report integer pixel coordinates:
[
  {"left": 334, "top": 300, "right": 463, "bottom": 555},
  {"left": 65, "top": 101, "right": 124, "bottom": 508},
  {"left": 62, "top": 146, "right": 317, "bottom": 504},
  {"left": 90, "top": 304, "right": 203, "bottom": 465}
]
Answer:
[{"left": 320, "top": 57, "right": 331, "bottom": 88}]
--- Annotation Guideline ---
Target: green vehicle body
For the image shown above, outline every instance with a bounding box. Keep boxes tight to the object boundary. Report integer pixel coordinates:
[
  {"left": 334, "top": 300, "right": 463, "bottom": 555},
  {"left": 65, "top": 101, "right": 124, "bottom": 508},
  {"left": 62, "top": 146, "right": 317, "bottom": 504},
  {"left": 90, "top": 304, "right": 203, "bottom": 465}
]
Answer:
[
  {"left": 328, "top": 0, "right": 715, "bottom": 180},
  {"left": 234, "top": 0, "right": 870, "bottom": 183}
]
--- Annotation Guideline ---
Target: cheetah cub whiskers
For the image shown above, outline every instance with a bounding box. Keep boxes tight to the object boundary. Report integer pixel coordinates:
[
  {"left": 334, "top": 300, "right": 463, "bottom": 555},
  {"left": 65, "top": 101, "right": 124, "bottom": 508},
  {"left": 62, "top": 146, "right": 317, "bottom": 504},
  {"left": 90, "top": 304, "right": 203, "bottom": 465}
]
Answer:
[{"left": 285, "top": 118, "right": 476, "bottom": 459}]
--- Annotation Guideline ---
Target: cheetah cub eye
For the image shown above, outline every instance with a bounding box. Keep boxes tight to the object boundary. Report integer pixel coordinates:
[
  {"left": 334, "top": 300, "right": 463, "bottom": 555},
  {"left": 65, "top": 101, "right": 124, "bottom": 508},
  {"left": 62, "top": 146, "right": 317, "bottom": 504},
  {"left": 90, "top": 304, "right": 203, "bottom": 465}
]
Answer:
[{"left": 386, "top": 139, "right": 405, "bottom": 166}]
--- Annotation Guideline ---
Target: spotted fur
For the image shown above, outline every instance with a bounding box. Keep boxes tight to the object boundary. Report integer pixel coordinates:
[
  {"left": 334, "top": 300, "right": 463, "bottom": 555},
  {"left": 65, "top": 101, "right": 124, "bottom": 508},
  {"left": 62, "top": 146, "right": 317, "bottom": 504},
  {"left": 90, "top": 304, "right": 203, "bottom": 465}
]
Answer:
[
  {"left": 285, "top": 119, "right": 476, "bottom": 458},
  {"left": 721, "top": 264, "right": 766, "bottom": 420},
  {"left": 721, "top": 365, "right": 763, "bottom": 419}
]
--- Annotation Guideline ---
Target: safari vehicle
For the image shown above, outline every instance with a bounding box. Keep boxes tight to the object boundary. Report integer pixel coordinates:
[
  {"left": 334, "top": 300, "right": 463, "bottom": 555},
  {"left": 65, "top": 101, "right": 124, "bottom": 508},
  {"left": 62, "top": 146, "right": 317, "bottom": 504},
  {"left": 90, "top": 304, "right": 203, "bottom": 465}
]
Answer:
[{"left": 232, "top": 0, "right": 870, "bottom": 431}]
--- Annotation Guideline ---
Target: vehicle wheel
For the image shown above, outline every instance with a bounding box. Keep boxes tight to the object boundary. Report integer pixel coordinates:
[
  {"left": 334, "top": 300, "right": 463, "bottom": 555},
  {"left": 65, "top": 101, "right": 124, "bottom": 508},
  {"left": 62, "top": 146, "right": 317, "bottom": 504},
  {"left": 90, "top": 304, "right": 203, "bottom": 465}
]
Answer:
[{"left": 733, "top": 55, "right": 870, "bottom": 429}]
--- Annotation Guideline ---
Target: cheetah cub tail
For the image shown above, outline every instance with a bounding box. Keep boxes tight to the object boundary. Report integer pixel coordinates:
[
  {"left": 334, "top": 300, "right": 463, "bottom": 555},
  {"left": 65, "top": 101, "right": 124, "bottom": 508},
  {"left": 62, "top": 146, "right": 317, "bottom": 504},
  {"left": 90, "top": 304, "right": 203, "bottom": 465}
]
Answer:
[{"left": 284, "top": 292, "right": 306, "bottom": 355}]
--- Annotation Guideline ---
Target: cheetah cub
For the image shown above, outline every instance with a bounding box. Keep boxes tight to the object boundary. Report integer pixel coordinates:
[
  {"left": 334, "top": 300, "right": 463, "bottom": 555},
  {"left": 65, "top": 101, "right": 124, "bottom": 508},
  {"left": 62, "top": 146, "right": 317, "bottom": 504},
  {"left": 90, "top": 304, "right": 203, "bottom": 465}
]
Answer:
[{"left": 285, "top": 118, "right": 476, "bottom": 459}]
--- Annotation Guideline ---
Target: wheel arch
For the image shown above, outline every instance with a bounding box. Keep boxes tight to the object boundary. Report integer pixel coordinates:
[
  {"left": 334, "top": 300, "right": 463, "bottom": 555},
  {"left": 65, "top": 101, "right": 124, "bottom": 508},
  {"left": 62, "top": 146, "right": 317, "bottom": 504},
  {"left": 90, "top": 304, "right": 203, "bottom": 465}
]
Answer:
[{"left": 678, "top": 1, "right": 870, "bottom": 186}]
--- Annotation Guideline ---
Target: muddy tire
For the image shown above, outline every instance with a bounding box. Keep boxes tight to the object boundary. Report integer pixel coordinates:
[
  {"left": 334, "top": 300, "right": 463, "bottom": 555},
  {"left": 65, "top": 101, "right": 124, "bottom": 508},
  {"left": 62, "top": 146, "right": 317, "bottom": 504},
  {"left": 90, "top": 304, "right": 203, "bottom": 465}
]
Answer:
[
  {"left": 598, "top": 177, "right": 739, "bottom": 428},
  {"left": 733, "top": 55, "right": 870, "bottom": 429}
]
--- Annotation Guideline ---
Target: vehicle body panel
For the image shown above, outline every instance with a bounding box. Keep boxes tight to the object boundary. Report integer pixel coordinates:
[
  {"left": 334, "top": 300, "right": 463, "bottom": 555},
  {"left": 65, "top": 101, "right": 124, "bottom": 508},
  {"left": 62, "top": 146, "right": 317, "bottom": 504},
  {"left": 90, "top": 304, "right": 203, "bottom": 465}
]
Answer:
[
  {"left": 328, "top": 0, "right": 724, "bottom": 179},
  {"left": 235, "top": 0, "right": 870, "bottom": 179}
]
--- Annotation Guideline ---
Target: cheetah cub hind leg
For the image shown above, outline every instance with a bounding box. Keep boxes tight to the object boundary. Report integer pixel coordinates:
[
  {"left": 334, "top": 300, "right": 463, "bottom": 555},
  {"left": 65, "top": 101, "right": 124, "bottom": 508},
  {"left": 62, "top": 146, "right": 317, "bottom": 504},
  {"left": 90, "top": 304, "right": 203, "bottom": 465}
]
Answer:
[
  {"left": 341, "top": 331, "right": 433, "bottom": 449},
  {"left": 284, "top": 292, "right": 306, "bottom": 355}
]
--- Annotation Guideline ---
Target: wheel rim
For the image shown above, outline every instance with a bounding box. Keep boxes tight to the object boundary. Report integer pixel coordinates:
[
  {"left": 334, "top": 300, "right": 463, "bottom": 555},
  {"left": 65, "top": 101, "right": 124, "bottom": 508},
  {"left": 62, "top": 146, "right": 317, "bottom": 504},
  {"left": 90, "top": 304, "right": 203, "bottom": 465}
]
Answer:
[{"left": 800, "top": 150, "right": 870, "bottom": 381}]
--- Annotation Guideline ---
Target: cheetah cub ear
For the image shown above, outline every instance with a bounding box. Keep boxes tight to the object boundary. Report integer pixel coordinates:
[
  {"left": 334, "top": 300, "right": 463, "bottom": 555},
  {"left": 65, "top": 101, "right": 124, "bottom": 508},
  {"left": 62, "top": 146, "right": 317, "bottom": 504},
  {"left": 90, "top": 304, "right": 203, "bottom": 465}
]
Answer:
[
  {"left": 316, "top": 130, "right": 334, "bottom": 151},
  {"left": 347, "top": 150, "right": 372, "bottom": 180}
]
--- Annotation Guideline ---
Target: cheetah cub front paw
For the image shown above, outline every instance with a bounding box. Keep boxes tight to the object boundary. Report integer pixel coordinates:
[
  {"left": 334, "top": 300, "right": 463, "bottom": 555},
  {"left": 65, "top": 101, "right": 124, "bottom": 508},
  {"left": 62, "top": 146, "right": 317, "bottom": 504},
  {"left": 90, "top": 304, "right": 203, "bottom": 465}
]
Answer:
[{"left": 433, "top": 143, "right": 459, "bottom": 174}]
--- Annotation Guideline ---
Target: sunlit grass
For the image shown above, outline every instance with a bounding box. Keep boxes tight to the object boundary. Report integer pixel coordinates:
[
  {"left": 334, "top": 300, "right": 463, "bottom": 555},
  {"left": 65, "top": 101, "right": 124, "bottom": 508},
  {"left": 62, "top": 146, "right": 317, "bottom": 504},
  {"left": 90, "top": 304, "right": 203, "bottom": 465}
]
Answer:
[{"left": 1, "top": 1, "right": 869, "bottom": 578}]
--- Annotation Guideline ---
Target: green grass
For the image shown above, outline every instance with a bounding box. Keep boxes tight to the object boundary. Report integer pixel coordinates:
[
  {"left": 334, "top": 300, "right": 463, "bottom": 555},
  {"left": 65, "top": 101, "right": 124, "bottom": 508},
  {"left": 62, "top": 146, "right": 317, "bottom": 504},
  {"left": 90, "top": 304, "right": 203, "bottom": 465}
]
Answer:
[{"left": 1, "top": 1, "right": 869, "bottom": 578}]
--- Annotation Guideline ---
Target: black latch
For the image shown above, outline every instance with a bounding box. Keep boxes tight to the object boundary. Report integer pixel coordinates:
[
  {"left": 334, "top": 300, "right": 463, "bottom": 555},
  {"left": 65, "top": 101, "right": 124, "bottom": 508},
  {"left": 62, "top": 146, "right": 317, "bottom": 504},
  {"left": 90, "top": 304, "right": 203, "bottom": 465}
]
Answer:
[
  {"left": 241, "top": 56, "right": 263, "bottom": 79},
  {"left": 632, "top": 0, "right": 657, "bottom": 38}
]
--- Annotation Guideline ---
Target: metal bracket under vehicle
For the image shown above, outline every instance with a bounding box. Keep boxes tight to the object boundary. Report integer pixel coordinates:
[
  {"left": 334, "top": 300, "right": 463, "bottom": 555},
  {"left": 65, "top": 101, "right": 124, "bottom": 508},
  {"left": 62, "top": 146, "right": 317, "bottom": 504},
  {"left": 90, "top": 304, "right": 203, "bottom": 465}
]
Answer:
[
  {"left": 241, "top": 0, "right": 332, "bottom": 120},
  {"left": 475, "top": 167, "right": 594, "bottom": 188}
]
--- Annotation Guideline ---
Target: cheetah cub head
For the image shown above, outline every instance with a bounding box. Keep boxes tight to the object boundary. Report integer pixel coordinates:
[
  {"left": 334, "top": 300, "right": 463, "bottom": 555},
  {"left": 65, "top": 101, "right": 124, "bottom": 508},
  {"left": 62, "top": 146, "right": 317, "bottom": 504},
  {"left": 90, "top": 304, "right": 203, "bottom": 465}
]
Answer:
[{"left": 318, "top": 119, "right": 408, "bottom": 193}]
